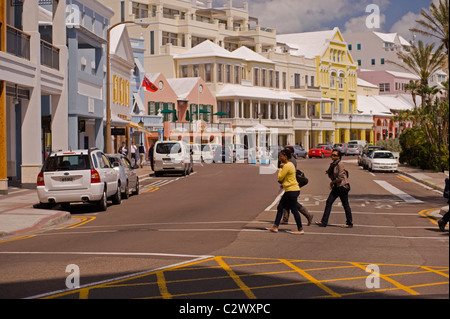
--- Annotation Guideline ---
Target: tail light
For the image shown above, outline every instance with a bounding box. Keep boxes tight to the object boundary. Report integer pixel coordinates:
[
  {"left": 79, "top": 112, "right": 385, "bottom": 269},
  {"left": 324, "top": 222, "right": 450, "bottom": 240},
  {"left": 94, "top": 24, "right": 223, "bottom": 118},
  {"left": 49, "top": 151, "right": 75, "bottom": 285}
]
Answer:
[
  {"left": 90, "top": 169, "right": 101, "bottom": 183},
  {"left": 37, "top": 172, "right": 45, "bottom": 186}
]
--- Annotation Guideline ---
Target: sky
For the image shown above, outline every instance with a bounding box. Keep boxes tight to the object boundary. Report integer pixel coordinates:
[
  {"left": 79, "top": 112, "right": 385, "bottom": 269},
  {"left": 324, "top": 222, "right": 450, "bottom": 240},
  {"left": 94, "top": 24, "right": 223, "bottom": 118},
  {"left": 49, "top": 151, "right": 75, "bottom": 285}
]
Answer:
[{"left": 213, "top": 0, "right": 438, "bottom": 44}]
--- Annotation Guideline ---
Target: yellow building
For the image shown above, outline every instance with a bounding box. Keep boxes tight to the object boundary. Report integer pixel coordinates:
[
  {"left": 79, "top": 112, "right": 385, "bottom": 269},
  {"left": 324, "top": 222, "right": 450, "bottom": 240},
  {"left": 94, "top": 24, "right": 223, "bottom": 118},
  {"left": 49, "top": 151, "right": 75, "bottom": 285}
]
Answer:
[{"left": 278, "top": 27, "right": 374, "bottom": 145}]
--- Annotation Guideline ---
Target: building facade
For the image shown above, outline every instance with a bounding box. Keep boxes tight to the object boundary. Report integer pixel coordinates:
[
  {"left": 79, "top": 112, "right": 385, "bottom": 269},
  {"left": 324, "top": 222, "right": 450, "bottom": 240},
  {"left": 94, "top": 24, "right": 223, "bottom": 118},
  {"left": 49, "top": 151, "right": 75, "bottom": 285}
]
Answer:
[{"left": 0, "top": 0, "right": 68, "bottom": 192}]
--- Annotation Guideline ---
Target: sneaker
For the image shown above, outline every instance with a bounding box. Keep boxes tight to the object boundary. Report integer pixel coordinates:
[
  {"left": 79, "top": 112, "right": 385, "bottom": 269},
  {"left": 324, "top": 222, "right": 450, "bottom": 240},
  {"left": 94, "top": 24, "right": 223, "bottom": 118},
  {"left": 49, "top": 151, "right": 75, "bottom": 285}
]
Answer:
[{"left": 288, "top": 230, "right": 305, "bottom": 235}]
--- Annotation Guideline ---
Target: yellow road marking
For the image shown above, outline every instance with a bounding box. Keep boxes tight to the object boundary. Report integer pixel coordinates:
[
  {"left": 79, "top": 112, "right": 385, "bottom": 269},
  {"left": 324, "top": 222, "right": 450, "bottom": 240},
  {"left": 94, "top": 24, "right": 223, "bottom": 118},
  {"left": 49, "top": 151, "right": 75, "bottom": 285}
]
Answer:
[
  {"left": 156, "top": 271, "right": 172, "bottom": 299},
  {"left": 215, "top": 256, "right": 256, "bottom": 299},
  {"left": 418, "top": 208, "right": 442, "bottom": 226},
  {"left": 397, "top": 175, "right": 411, "bottom": 182},
  {"left": 59, "top": 216, "right": 96, "bottom": 229},
  {"left": 421, "top": 266, "right": 449, "bottom": 279},
  {"left": 280, "top": 259, "right": 341, "bottom": 297},
  {"left": 0, "top": 235, "right": 36, "bottom": 244},
  {"left": 350, "top": 262, "right": 419, "bottom": 296},
  {"left": 143, "top": 187, "right": 159, "bottom": 193}
]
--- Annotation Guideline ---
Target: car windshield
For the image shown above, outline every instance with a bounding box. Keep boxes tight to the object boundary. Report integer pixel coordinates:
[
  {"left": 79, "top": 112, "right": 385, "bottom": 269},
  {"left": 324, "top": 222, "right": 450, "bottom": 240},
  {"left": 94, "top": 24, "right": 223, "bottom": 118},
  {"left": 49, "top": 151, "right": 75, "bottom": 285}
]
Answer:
[
  {"left": 348, "top": 145, "right": 357, "bottom": 148},
  {"left": 44, "top": 154, "right": 91, "bottom": 171},
  {"left": 374, "top": 152, "right": 395, "bottom": 159},
  {"left": 156, "top": 143, "right": 181, "bottom": 154}
]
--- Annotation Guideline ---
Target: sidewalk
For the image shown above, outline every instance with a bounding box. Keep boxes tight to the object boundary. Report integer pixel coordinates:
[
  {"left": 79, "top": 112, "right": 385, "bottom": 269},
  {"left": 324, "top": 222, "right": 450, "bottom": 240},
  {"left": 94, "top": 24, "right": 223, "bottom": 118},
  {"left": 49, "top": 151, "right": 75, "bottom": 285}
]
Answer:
[
  {"left": 0, "top": 164, "right": 447, "bottom": 239},
  {"left": 0, "top": 165, "right": 154, "bottom": 239}
]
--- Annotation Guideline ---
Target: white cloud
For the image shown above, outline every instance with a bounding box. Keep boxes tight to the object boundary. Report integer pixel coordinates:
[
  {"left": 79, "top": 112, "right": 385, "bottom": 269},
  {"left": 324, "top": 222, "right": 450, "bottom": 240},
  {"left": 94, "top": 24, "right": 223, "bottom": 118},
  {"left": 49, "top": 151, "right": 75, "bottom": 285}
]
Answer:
[
  {"left": 390, "top": 11, "right": 440, "bottom": 46},
  {"left": 247, "top": 0, "right": 387, "bottom": 33}
]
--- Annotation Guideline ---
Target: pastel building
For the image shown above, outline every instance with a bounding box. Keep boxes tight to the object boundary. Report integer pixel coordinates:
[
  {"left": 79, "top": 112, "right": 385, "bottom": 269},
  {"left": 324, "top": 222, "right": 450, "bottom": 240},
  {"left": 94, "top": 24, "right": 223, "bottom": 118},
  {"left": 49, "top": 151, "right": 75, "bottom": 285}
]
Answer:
[
  {"left": 277, "top": 28, "right": 374, "bottom": 144},
  {"left": 358, "top": 69, "right": 419, "bottom": 95},
  {"left": 66, "top": 0, "right": 113, "bottom": 151},
  {"left": 0, "top": 0, "right": 68, "bottom": 192}
]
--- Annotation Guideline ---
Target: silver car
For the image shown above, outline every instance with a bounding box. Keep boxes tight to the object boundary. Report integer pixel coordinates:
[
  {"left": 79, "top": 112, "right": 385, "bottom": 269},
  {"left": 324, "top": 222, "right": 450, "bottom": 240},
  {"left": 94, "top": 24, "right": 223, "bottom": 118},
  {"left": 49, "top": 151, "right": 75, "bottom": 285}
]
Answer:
[
  {"left": 107, "top": 154, "right": 139, "bottom": 198},
  {"left": 347, "top": 144, "right": 362, "bottom": 156}
]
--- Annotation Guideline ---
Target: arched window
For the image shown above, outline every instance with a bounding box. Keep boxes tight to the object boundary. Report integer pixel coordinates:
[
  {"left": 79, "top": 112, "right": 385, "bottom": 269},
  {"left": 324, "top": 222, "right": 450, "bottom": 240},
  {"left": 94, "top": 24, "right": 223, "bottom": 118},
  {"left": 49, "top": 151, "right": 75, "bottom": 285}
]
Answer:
[{"left": 330, "top": 72, "right": 336, "bottom": 89}]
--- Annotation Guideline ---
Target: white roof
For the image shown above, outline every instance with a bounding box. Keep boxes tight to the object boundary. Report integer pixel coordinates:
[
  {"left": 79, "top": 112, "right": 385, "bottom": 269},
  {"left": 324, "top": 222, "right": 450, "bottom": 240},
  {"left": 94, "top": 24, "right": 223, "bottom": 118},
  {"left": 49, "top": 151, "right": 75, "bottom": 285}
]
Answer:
[
  {"left": 357, "top": 95, "right": 393, "bottom": 116},
  {"left": 217, "top": 85, "right": 295, "bottom": 101},
  {"left": 357, "top": 78, "right": 378, "bottom": 88},
  {"left": 166, "top": 78, "right": 200, "bottom": 100},
  {"left": 231, "top": 46, "right": 274, "bottom": 64},
  {"left": 373, "top": 32, "right": 411, "bottom": 46},
  {"left": 276, "top": 28, "right": 337, "bottom": 59},
  {"left": 174, "top": 40, "right": 236, "bottom": 59},
  {"left": 373, "top": 95, "right": 416, "bottom": 111},
  {"left": 385, "top": 70, "right": 420, "bottom": 80}
]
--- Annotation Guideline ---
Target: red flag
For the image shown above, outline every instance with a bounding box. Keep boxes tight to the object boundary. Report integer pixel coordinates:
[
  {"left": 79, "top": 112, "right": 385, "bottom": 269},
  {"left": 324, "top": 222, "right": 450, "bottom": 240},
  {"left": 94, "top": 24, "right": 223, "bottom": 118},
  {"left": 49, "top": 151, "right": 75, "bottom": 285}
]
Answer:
[{"left": 142, "top": 76, "right": 158, "bottom": 92}]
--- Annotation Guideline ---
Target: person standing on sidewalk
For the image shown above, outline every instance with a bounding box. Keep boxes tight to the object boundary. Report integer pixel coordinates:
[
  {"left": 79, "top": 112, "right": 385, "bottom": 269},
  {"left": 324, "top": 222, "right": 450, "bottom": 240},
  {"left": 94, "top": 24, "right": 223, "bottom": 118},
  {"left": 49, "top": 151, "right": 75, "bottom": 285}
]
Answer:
[
  {"left": 315, "top": 150, "right": 353, "bottom": 228},
  {"left": 267, "top": 149, "right": 304, "bottom": 235},
  {"left": 139, "top": 143, "right": 146, "bottom": 168},
  {"left": 130, "top": 141, "right": 138, "bottom": 168},
  {"left": 281, "top": 146, "right": 313, "bottom": 225}
]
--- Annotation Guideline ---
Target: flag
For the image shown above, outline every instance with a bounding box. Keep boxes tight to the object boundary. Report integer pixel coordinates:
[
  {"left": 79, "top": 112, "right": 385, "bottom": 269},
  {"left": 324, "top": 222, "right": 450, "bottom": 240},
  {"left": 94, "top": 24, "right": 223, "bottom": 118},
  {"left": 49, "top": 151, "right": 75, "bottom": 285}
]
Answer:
[{"left": 142, "top": 76, "right": 158, "bottom": 92}]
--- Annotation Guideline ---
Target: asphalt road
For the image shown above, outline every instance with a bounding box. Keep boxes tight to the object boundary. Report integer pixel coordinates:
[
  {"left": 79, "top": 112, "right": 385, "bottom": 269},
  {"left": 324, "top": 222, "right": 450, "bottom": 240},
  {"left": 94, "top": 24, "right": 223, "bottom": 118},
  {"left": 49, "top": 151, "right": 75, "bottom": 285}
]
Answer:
[{"left": 0, "top": 157, "right": 448, "bottom": 302}]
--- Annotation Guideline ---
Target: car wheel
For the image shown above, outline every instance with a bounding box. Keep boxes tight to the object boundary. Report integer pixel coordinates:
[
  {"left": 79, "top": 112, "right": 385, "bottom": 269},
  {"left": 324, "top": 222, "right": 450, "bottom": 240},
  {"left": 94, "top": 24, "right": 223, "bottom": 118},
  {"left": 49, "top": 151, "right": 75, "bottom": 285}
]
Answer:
[
  {"left": 112, "top": 184, "right": 121, "bottom": 205},
  {"left": 122, "top": 181, "right": 130, "bottom": 199},
  {"left": 97, "top": 188, "right": 107, "bottom": 211},
  {"left": 132, "top": 177, "right": 139, "bottom": 195}
]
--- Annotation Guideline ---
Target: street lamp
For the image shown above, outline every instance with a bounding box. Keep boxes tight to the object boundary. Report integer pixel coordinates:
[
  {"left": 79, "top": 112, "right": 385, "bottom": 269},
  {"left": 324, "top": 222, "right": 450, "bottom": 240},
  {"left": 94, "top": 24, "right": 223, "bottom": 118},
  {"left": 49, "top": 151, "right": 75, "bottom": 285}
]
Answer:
[{"left": 105, "top": 20, "right": 150, "bottom": 154}]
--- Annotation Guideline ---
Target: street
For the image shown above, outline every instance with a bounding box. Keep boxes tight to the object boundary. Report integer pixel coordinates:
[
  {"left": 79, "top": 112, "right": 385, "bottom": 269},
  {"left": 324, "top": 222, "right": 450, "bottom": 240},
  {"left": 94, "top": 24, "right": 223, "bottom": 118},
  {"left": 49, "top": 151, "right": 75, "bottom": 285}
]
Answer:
[{"left": 0, "top": 158, "right": 448, "bottom": 301}]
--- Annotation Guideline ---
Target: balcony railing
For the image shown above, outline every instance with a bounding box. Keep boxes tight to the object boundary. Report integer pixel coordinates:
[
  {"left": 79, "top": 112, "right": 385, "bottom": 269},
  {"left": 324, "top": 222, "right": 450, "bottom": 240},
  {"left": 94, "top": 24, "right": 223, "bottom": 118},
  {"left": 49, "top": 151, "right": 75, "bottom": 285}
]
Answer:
[
  {"left": 40, "top": 39, "right": 59, "bottom": 70},
  {"left": 6, "top": 25, "right": 30, "bottom": 60}
]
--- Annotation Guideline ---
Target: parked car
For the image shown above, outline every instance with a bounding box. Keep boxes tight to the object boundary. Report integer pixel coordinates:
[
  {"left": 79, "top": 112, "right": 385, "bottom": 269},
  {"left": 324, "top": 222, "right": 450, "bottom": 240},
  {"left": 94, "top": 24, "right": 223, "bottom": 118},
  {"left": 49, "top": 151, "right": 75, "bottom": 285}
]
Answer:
[
  {"left": 346, "top": 144, "right": 362, "bottom": 156},
  {"left": 106, "top": 154, "right": 139, "bottom": 199},
  {"left": 308, "top": 145, "right": 333, "bottom": 158},
  {"left": 37, "top": 148, "right": 121, "bottom": 211},
  {"left": 333, "top": 143, "right": 348, "bottom": 155},
  {"left": 153, "top": 141, "right": 193, "bottom": 176},
  {"left": 213, "top": 145, "right": 233, "bottom": 163},
  {"left": 201, "top": 143, "right": 221, "bottom": 163},
  {"left": 366, "top": 150, "right": 398, "bottom": 173},
  {"left": 348, "top": 140, "right": 367, "bottom": 149},
  {"left": 359, "top": 145, "right": 386, "bottom": 168},
  {"left": 285, "top": 145, "right": 307, "bottom": 158}
]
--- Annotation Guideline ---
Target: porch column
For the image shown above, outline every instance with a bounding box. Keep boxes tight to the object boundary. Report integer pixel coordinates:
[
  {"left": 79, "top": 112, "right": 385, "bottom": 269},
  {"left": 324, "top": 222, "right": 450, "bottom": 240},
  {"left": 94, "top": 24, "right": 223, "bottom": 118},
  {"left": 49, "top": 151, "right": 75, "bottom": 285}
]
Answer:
[
  {"left": 249, "top": 100, "right": 253, "bottom": 119},
  {"left": 51, "top": 0, "right": 68, "bottom": 150},
  {"left": 21, "top": 0, "right": 42, "bottom": 187}
]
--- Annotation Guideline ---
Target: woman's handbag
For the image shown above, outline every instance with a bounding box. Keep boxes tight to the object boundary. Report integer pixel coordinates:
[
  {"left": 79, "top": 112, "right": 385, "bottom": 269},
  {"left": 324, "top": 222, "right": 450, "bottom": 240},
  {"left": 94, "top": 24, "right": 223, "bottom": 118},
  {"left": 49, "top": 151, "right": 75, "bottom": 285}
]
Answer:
[{"left": 338, "top": 183, "right": 351, "bottom": 193}]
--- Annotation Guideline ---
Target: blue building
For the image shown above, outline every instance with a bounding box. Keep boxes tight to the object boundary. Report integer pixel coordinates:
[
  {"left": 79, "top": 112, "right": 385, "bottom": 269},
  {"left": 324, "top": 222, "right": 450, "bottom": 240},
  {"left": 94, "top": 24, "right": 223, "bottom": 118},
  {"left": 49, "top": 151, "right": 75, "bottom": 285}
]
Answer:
[{"left": 66, "top": 0, "right": 113, "bottom": 150}]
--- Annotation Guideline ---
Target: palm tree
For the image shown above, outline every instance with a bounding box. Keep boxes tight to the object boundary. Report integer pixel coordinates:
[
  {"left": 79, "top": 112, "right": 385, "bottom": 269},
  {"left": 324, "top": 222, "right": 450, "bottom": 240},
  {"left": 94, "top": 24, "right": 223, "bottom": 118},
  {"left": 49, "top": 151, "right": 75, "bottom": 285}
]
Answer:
[
  {"left": 410, "top": 0, "right": 449, "bottom": 53},
  {"left": 389, "top": 41, "right": 446, "bottom": 87}
]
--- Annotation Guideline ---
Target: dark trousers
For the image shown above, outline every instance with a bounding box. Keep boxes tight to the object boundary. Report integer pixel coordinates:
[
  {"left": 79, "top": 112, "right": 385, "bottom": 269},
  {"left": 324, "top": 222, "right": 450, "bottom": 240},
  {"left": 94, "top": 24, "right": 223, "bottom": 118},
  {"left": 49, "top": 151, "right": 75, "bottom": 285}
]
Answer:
[
  {"left": 321, "top": 187, "right": 353, "bottom": 226},
  {"left": 274, "top": 191, "right": 303, "bottom": 230}
]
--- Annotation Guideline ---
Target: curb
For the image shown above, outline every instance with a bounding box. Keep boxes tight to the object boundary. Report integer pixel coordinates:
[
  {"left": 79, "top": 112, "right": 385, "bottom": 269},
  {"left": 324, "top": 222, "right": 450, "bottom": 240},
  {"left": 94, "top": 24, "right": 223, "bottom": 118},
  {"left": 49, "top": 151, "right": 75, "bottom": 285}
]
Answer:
[{"left": 397, "top": 170, "right": 445, "bottom": 192}]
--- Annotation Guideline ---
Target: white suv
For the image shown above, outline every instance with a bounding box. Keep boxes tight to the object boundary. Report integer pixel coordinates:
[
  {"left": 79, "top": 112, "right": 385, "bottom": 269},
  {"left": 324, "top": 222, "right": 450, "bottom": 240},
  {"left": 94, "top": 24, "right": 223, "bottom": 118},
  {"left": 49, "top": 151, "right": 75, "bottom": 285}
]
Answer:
[{"left": 37, "top": 148, "right": 121, "bottom": 211}]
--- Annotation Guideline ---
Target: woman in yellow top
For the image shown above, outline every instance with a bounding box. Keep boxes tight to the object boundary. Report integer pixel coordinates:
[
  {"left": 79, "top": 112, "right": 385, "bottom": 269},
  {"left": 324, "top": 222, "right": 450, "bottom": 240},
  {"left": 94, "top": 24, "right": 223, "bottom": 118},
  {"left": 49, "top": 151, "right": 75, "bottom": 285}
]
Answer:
[{"left": 267, "top": 149, "right": 304, "bottom": 235}]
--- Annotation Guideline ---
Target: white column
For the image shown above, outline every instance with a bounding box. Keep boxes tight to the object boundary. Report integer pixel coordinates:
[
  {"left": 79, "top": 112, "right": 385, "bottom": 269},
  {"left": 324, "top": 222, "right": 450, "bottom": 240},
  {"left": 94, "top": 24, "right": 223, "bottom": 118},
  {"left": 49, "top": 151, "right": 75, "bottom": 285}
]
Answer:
[
  {"left": 21, "top": 0, "right": 42, "bottom": 185},
  {"left": 51, "top": 0, "right": 68, "bottom": 150}
]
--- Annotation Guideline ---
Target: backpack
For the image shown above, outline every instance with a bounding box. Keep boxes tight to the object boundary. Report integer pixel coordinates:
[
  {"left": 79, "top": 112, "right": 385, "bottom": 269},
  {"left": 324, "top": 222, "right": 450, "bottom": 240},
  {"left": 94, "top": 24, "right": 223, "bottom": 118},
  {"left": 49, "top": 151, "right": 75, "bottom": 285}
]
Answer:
[{"left": 296, "top": 169, "right": 309, "bottom": 187}]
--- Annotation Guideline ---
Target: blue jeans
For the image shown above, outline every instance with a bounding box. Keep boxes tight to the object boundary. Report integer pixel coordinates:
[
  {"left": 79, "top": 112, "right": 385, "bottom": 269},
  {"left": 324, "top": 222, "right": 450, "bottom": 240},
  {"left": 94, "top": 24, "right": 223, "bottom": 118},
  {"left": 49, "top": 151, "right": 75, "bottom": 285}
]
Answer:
[
  {"left": 274, "top": 191, "right": 303, "bottom": 230},
  {"left": 321, "top": 186, "right": 353, "bottom": 226}
]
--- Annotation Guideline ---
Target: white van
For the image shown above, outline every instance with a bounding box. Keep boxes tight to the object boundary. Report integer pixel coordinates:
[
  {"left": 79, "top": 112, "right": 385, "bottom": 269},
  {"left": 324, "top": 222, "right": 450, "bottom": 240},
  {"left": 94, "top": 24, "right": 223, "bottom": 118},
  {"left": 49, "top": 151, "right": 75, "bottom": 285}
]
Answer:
[
  {"left": 348, "top": 140, "right": 367, "bottom": 148},
  {"left": 153, "top": 141, "right": 193, "bottom": 177}
]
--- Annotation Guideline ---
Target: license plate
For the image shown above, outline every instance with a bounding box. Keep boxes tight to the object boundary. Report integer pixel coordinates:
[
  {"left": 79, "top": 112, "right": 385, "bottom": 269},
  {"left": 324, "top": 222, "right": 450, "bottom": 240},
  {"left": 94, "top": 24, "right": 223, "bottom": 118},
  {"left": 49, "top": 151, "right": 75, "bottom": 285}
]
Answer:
[
  {"left": 61, "top": 177, "right": 73, "bottom": 182},
  {"left": 163, "top": 158, "right": 172, "bottom": 162}
]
